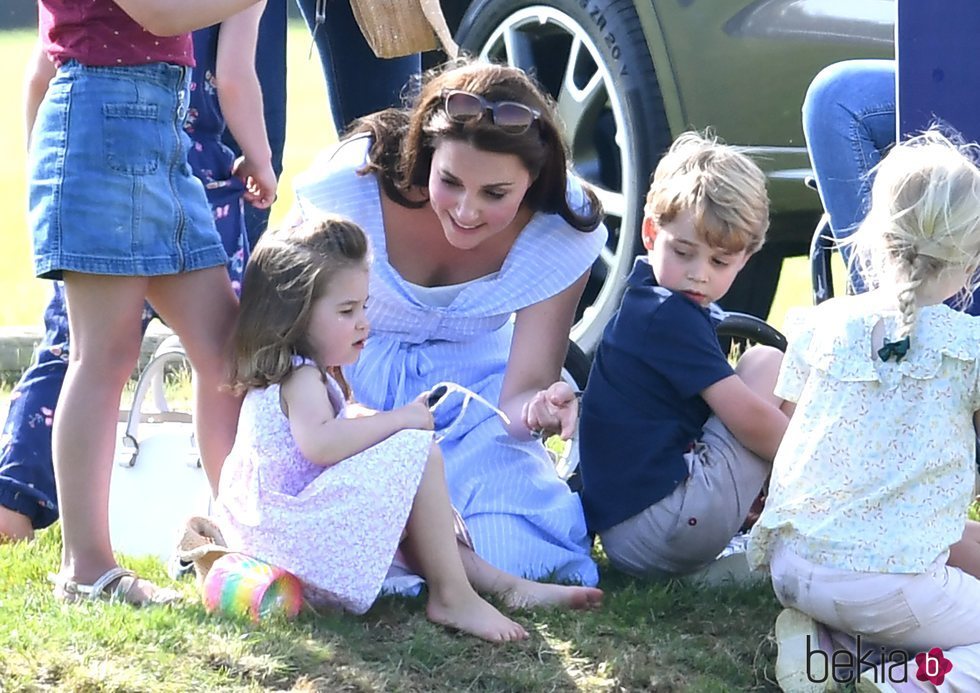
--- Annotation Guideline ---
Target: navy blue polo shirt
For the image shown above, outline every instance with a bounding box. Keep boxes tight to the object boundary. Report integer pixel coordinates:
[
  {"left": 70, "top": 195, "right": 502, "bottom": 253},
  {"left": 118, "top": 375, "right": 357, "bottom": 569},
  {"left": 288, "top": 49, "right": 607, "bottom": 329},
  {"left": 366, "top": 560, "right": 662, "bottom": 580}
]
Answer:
[{"left": 579, "top": 257, "right": 736, "bottom": 533}]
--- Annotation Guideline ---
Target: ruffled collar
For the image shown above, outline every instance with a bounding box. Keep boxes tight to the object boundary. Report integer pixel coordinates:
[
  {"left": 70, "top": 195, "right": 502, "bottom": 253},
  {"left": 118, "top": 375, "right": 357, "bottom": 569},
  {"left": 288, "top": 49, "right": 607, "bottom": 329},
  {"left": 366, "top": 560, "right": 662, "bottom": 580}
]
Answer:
[{"left": 784, "top": 299, "right": 980, "bottom": 383}]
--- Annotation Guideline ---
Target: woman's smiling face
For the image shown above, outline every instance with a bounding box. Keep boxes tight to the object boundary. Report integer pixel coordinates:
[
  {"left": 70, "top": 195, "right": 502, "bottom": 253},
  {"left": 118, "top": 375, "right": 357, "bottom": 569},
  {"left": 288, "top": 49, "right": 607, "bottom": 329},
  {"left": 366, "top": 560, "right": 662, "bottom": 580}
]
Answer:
[{"left": 427, "top": 139, "right": 534, "bottom": 251}]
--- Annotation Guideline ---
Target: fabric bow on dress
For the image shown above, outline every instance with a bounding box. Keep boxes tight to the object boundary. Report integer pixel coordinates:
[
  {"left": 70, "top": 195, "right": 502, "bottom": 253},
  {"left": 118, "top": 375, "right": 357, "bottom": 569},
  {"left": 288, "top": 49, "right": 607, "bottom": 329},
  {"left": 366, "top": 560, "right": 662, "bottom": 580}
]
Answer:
[{"left": 877, "top": 336, "right": 910, "bottom": 363}]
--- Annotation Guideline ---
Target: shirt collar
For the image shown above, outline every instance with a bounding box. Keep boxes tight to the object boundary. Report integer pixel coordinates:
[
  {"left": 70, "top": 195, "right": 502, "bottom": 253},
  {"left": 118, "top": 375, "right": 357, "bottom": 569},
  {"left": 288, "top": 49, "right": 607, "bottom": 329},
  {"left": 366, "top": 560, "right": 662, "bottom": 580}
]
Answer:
[
  {"left": 627, "top": 256, "right": 655, "bottom": 288},
  {"left": 627, "top": 256, "right": 726, "bottom": 322}
]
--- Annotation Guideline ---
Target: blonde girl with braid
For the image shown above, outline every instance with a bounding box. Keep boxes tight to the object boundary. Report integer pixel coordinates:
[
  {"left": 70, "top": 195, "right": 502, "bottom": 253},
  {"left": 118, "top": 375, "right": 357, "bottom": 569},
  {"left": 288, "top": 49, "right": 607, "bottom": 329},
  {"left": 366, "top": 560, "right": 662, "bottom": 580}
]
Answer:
[{"left": 746, "top": 130, "right": 980, "bottom": 692}]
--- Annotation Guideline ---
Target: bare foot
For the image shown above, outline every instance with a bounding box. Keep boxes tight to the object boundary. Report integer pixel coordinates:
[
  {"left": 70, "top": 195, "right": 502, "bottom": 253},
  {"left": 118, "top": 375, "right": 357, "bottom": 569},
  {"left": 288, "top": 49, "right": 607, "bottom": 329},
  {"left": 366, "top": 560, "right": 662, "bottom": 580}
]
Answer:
[
  {"left": 426, "top": 590, "right": 529, "bottom": 643},
  {"left": 0, "top": 506, "right": 34, "bottom": 543},
  {"left": 501, "top": 579, "right": 604, "bottom": 611}
]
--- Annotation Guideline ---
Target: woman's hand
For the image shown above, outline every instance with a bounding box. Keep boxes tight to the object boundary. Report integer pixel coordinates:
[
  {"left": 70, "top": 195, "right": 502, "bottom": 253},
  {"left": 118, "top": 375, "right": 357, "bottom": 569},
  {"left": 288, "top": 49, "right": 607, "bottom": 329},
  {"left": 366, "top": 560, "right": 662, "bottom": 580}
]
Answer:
[{"left": 522, "top": 381, "right": 579, "bottom": 441}]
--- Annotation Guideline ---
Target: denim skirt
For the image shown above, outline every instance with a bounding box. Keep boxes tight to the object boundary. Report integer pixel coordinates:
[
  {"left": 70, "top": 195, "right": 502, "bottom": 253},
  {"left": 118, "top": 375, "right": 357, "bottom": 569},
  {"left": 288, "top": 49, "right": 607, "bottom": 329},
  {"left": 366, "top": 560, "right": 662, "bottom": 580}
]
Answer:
[{"left": 28, "top": 61, "right": 228, "bottom": 279}]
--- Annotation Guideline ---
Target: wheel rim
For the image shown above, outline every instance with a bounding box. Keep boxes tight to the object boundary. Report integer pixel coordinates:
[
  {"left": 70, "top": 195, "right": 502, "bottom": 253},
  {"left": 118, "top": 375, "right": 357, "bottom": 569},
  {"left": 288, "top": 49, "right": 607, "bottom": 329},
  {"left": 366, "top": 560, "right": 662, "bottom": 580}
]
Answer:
[{"left": 472, "top": 6, "right": 640, "bottom": 353}]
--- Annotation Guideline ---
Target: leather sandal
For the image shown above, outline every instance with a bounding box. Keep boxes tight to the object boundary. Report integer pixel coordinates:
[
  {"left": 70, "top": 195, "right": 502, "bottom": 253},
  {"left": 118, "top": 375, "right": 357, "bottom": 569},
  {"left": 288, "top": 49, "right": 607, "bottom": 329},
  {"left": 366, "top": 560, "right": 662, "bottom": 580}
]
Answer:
[{"left": 50, "top": 566, "right": 181, "bottom": 606}]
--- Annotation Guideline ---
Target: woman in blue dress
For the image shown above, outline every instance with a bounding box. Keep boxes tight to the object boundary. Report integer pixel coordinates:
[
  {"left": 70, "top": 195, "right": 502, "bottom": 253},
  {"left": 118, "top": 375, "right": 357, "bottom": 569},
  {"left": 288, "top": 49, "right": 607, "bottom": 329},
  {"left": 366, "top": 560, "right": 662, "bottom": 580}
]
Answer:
[{"left": 291, "top": 60, "right": 607, "bottom": 585}]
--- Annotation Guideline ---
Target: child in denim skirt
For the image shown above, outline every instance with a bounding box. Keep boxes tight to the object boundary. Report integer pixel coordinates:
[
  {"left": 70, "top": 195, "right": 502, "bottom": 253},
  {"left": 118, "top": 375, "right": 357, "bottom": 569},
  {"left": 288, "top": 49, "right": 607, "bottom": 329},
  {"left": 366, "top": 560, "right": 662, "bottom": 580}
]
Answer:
[
  {"left": 0, "top": 7, "right": 275, "bottom": 546},
  {"left": 28, "top": 0, "right": 269, "bottom": 606}
]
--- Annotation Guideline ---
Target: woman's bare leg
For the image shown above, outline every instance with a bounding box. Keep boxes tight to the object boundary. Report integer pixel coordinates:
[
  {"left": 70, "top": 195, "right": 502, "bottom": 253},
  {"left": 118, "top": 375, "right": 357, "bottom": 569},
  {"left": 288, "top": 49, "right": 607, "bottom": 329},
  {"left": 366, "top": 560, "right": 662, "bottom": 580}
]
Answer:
[
  {"left": 457, "top": 546, "right": 603, "bottom": 611},
  {"left": 400, "top": 445, "right": 528, "bottom": 642}
]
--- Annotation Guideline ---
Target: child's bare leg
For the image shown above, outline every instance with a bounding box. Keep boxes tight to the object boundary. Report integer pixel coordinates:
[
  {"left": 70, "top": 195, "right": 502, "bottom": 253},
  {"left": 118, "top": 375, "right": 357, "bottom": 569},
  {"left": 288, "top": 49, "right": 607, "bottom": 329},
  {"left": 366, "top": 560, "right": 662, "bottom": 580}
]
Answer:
[
  {"left": 948, "top": 519, "right": 980, "bottom": 578},
  {"left": 457, "top": 546, "right": 603, "bottom": 611},
  {"left": 55, "top": 274, "right": 147, "bottom": 585},
  {"left": 401, "top": 444, "right": 528, "bottom": 642},
  {"left": 730, "top": 345, "right": 786, "bottom": 528},
  {"left": 147, "top": 268, "right": 242, "bottom": 494},
  {"left": 0, "top": 507, "right": 34, "bottom": 543},
  {"left": 736, "top": 345, "right": 795, "bottom": 417}
]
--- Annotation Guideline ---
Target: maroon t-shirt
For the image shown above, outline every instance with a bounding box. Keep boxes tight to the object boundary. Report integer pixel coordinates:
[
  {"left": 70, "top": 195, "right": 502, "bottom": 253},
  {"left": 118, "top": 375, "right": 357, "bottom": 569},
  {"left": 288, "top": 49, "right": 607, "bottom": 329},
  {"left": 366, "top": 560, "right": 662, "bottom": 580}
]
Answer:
[{"left": 39, "top": 0, "right": 194, "bottom": 68}]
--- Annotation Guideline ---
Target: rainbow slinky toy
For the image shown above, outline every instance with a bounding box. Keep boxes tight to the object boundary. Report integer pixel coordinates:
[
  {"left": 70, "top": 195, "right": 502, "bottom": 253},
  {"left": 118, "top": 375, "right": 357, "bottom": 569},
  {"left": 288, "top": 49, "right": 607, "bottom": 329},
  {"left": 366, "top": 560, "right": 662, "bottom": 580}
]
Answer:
[{"left": 202, "top": 553, "right": 303, "bottom": 623}]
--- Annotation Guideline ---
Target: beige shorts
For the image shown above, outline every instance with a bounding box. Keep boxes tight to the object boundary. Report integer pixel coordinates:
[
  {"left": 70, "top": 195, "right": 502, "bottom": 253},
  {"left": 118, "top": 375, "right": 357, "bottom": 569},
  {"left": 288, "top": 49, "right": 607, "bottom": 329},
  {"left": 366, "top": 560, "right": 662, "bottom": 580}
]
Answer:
[{"left": 600, "top": 416, "right": 769, "bottom": 578}]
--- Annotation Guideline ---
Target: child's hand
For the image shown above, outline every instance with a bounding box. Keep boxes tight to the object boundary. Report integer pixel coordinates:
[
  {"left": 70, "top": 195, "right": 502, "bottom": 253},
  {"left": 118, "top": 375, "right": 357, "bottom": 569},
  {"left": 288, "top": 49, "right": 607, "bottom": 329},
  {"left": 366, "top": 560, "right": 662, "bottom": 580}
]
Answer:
[
  {"left": 397, "top": 394, "right": 436, "bottom": 431},
  {"left": 232, "top": 156, "right": 278, "bottom": 209},
  {"left": 522, "top": 382, "right": 579, "bottom": 441}
]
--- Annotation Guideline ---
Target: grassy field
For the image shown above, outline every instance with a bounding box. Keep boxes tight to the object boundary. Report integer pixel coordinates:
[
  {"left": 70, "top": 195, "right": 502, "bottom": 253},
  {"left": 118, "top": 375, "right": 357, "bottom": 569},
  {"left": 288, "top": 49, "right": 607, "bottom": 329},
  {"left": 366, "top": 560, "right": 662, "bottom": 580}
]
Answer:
[{"left": 1, "top": 526, "right": 785, "bottom": 692}]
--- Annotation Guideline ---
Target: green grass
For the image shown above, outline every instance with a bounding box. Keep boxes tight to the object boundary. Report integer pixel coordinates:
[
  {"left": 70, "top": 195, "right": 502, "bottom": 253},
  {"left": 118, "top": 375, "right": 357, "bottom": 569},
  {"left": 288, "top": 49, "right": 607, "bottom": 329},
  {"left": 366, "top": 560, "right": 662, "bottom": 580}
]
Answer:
[
  {"left": 1, "top": 528, "right": 785, "bottom": 692},
  {"left": 0, "top": 28, "right": 42, "bottom": 327}
]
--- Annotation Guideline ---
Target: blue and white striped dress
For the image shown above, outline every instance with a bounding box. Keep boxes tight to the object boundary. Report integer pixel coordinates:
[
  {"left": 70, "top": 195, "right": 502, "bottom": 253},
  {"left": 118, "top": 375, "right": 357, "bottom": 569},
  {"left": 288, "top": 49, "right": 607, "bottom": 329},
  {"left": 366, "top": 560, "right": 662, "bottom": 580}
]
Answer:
[{"left": 293, "top": 136, "right": 606, "bottom": 585}]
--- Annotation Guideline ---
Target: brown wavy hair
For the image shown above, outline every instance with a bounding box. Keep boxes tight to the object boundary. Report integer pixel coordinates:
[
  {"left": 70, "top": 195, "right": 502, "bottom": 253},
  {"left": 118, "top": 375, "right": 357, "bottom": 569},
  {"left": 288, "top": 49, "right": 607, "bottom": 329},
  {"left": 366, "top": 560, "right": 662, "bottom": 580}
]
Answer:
[
  {"left": 349, "top": 57, "right": 602, "bottom": 232},
  {"left": 230, "top": 216, "right": 370, "bottom": 397}
]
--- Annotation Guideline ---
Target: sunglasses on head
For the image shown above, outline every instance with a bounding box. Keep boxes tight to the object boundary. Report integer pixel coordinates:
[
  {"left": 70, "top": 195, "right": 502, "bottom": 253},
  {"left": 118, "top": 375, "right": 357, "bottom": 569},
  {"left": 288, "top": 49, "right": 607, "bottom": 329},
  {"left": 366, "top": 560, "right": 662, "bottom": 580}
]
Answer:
[{"left": 442, "top": 89, "right": 541, "bottom": 134}]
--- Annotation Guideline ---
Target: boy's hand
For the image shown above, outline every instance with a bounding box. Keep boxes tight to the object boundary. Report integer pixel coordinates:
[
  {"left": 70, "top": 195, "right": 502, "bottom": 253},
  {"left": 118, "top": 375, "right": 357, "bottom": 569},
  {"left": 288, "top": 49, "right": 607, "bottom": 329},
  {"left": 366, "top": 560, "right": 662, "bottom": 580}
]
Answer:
[
  {"left": 522, "top": 382, "right": 579, "bottom": 441},
  {"left": 232, "top": 156, "right": 278, "bottom": 209}
]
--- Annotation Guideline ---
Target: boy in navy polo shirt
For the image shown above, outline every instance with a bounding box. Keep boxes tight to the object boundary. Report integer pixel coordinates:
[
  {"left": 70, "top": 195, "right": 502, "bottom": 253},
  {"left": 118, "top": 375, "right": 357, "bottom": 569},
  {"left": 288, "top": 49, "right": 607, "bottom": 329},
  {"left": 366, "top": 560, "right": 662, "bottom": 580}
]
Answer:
[{"left": 579, "top": 131, "right": 792, "bottom": 579}]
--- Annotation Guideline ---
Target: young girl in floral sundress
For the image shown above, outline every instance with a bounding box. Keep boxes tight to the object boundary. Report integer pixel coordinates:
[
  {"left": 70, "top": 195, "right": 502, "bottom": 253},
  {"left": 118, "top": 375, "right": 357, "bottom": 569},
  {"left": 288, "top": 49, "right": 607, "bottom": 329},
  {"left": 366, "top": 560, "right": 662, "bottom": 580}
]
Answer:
[{"left": 212, "top": 216, "right": 602, "bottom": 642}]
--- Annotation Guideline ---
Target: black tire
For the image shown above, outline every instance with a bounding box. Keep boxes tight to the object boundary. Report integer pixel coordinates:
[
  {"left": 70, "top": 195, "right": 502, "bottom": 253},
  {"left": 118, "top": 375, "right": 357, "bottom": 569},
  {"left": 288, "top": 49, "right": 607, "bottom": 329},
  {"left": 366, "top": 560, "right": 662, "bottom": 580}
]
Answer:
[{"left": 456, "top": 0, "right": 671, "bottom": 356}]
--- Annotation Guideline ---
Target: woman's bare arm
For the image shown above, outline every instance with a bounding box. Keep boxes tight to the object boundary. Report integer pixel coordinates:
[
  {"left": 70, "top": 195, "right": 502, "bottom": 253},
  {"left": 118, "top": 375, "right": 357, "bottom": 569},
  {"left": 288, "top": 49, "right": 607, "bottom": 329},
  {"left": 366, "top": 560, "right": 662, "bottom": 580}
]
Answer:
[{"left": 499, "top": 272, "right": 589, "bottom": 441}]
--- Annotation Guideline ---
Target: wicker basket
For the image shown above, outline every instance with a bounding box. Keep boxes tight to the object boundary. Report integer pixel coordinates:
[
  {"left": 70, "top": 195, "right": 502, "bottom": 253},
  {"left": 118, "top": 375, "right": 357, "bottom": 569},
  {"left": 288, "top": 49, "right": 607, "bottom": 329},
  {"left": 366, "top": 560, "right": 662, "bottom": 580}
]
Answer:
[{"left": 349, "top": 0, "right": 458, "bottom": 59}]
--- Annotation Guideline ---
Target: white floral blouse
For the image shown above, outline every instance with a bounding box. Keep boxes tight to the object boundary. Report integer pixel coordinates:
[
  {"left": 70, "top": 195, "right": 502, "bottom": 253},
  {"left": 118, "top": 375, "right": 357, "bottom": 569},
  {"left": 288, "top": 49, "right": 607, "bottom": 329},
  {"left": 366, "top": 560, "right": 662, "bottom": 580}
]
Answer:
[{"left": 748, "top": 296, "right": 980, "bottom": 574}]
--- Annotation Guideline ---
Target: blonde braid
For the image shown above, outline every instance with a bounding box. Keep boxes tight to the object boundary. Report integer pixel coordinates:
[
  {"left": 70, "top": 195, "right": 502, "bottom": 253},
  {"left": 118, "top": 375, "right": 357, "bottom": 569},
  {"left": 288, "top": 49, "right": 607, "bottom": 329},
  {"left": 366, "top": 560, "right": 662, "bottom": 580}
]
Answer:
[
  {"left": 846, "top": 129, "right": 980, "bottom": 357},
  {"left": 894, "top": 252, "right": 927, "bottom": 340}
]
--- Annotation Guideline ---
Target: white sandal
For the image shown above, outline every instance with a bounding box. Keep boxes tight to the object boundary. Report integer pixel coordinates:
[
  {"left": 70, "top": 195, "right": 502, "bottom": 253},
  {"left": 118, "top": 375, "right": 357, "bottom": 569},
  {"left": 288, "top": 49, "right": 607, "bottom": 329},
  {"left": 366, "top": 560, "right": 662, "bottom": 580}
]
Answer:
[{"left": 50, "top": 566, "right": 180, "bottom": 606}]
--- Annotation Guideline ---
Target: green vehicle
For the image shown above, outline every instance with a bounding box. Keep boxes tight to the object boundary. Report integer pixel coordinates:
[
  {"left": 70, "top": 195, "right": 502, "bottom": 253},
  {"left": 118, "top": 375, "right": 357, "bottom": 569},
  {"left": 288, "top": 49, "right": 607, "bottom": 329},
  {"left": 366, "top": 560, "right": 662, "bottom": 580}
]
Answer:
[{"left": 441, "top": 0, "right": 895, "bottom": 354}]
